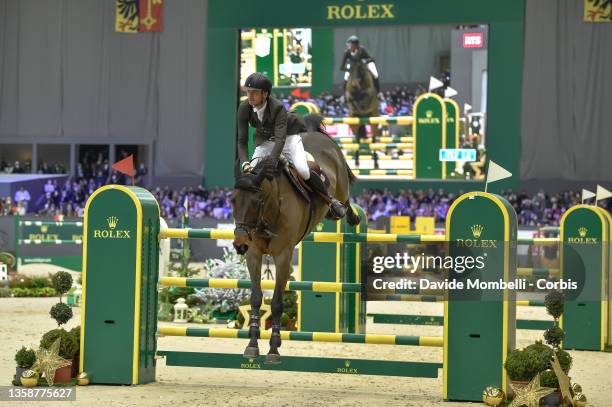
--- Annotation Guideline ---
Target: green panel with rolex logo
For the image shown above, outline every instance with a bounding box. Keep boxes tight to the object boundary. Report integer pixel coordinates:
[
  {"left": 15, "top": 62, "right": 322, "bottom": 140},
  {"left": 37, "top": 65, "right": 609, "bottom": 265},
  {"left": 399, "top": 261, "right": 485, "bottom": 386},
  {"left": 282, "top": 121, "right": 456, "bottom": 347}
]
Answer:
[
  {"left": 413, "top": 93, "right": 446, "bottom": 179},
  {"left": 560, "top": 206, "right": 608, "bottom": 351},
  {"left": 80, "top": 186, "right": 160, "bottom": 384},
  {"left": 444, "top": 192, "right": 516, "bottom": 401}
]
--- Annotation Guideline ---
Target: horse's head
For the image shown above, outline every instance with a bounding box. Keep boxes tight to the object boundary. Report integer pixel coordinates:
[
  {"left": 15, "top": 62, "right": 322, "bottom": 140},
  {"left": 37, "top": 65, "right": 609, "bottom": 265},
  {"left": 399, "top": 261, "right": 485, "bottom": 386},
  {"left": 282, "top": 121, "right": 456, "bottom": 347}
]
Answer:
[
  {"left": 347, "top": 58, "right": 371, "bottom": 90},
  {"left": 231, "top": 159, "right": 276, "bottom": 254}
]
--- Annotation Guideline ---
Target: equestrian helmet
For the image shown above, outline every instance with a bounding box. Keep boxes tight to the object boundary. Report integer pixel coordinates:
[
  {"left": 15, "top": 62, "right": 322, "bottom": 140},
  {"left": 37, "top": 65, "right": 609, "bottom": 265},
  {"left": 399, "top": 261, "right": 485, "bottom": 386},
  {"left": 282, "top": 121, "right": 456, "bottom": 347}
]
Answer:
[
  {"left": 244, "top": 73, "right": 272, "bottom": 93},
  {"left": 346, "top": 35, "right": 359, "bottom": 45}
]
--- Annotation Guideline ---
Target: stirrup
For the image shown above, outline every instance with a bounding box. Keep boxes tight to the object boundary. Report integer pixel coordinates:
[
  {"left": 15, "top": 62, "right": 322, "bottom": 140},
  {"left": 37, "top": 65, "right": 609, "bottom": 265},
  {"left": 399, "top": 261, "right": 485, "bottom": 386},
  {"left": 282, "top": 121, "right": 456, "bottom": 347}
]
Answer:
[{"left": 328, "top": 200, "right": 347, "bottom": 219}]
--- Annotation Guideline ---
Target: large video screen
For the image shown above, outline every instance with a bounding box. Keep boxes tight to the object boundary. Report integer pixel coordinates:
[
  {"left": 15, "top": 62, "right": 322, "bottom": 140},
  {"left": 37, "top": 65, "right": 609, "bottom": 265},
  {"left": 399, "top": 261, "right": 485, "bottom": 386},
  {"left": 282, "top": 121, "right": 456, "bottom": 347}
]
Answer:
[{"left": 239, "top": 25, "right": 488, "bottom": 181}]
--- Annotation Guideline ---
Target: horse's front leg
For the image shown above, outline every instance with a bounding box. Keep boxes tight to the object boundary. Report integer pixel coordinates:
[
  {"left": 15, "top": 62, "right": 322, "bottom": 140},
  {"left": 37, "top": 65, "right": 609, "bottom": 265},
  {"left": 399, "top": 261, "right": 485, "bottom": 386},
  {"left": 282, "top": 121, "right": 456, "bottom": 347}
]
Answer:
[
  {"left": 265, "top": 249, "right": 292, "bottom": 364},
  {"left": 243, "top": 248, "right": 263, "bottom": 358}
]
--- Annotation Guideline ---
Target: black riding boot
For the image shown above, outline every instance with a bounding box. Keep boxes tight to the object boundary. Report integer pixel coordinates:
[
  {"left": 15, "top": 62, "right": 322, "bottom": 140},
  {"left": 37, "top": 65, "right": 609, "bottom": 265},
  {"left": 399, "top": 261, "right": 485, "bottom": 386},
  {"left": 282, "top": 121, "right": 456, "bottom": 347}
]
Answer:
[
  {"left": 307, "top": 171, "right": 347, "bottom": 219},
  {"left": 373, "top": 77, "right": 381, "bottom": 93}
]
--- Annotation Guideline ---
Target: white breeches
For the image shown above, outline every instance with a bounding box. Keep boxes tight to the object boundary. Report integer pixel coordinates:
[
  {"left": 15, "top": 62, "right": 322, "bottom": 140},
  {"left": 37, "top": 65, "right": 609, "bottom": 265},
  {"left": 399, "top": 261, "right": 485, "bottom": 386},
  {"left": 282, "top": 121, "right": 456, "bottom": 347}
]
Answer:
[
  {"left": 343, "top": 62, "right": 379, "bottom": 80},
  {"left": 251, "top": 134, "right": 310, "bottom": 180}
]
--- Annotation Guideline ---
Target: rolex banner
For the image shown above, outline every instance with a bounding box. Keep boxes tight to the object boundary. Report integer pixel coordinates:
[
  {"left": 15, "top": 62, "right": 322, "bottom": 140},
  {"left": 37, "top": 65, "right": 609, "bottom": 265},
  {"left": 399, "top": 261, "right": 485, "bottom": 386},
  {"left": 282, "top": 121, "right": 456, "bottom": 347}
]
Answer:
[
  {"left": 116, "top": 0, "right": 164, "bottom": 33},
  {"left": 139, "top": 0, "right": 164, "bottom": 32},
  {"left": 584, "top": 0, "right": 612, "bottom": 22},
  {"left": 413, "top": 93, "right": 446, "bottom": 179}
]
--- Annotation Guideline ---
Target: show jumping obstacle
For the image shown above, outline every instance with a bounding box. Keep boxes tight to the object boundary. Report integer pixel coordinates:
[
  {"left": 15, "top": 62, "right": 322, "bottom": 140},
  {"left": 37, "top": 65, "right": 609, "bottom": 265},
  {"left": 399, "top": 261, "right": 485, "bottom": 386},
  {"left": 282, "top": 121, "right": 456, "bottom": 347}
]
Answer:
[
  {"left": 79, "top": 185, "right": 611, "bottom": 402},
  {"left": 79, "top": 186, "right": 518, "bottom": 402}
]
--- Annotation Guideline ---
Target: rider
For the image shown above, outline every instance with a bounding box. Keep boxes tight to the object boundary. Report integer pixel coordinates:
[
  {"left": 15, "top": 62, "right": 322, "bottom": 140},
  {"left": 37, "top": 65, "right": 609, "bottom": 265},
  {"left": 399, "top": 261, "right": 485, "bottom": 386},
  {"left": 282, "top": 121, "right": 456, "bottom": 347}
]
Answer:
[
  {"left": 340, "top": 35, "right": 380, "bottom": 93},
  {"left": 236, "top": 72, "right": 347, "bottom": 219}
]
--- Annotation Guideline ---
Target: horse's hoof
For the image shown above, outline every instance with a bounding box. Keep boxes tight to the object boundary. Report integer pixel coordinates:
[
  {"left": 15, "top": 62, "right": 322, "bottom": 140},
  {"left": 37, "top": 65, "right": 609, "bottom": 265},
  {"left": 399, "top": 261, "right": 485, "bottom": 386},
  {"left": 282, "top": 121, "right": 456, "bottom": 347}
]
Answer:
[
  {"left": 243, "top": 346, "right": 259, "bottom": 358},
  {"left": 264, "top": 353, "right": 281, "bottom": 365}
]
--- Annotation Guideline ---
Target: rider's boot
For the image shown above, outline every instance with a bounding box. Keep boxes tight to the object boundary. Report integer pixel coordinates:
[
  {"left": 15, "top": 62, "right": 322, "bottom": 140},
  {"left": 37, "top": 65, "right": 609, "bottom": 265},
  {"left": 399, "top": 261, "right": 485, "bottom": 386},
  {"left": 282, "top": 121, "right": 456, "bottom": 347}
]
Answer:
[{"left": 306, "top": 170, "right": 347, "bottom": 219}]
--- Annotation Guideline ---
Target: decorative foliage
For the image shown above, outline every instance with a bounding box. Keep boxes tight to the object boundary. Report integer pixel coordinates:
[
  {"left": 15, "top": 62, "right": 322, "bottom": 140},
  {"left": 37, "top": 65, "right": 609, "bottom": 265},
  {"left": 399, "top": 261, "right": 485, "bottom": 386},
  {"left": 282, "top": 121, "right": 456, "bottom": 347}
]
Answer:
[
  {"left": 40, "top": 329, "right": 78, "bottom": 360},
  {"left": 192, "top": 248, "right": 250, "bottom": 312},
  {"left": 504, "top": 348, "right": 548, "bottom": 381},
  {"left": 15, "top": 346, "right": 36, "bottom": 369},
  {"left": 31, "top": 338, "right": 71, "bottom": 386},
  {"left": 508, "top": 373, "right": 556, "bottom": 407},
  {"left": 50, "top": 303, "right": 73, "bottom": 326},
  {"left": 544, "top": 326, "right": 565, "bottom": 348},
  {"left": 544, "top": 290, "right": 564, "bottom": 320},
  {"left": 51, "top": 271, "right": 73, "bottom": 296}
]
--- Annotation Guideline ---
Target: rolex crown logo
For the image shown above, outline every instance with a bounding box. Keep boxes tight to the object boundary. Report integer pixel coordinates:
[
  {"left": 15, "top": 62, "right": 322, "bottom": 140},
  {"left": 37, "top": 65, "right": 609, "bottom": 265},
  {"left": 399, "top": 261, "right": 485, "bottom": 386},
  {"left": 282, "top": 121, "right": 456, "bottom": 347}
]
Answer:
[
  {"left": 316, "top": 222, "right": 324, "bottom": 232},
  {"left": 426, "top": 110, "right": 433, "bottom": 118},
  {"left": 107, "top": 216, "right": 119, "bottom": 230},
  {"left": 248, "top": 358, "right": 254, "bottom": 363},
  {"left": 40, "top": 225, "right": 48, "bottom": 233},
  {"left": 578, "top": 227, "right": 587, "bottom": 238},
  {"left": 471, "top": 224, "right": 483, "bottom": 238},
  {"left": 344, "top": 360, "right": 351, "bottom": 368}
]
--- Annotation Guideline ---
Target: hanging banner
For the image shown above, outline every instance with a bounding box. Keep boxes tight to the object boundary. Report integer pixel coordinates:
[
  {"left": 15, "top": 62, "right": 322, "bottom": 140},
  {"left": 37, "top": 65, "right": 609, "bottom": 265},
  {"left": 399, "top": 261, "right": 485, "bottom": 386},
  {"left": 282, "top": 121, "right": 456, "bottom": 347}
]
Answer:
[
  {"left": 139, "top": 0, "right": 164, "bottom": 32},
  {"left": 115, "top": 0, "right": 139, "bottom": 33},
  {"left": 584, "top": 0, "right": 612, "bottom": 22}
]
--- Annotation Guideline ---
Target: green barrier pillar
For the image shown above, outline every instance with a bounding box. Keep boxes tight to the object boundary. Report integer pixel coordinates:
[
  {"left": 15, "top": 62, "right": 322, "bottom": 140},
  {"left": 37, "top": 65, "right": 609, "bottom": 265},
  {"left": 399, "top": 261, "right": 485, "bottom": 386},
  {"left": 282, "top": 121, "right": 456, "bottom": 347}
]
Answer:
[
  {"left": 298, "top": 205, "right": 366, "bottom": 334},
  {"left": 444, "top": 192, "right": 517, "bottom": 401},
  {"left": 444, "top": 98, "right": 460, "bottom": 176},
  {"left": 298, "top": 218, "right": 340, "bottom": 332},
  {"left": 413, "top": 92, "right": 446, "bottom": 179},
  {"left": 80, "top": 185, "right": 160, "bottom": 384},
  {"left": 560, "top": 205, "right": 609, "bottom": 351}
]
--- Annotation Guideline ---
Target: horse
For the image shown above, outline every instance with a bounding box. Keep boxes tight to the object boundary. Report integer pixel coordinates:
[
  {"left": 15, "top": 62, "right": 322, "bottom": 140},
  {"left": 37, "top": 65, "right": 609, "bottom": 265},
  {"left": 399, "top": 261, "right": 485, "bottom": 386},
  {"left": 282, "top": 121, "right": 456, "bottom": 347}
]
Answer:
[
  {"left": 231, "top": 116, "right": 361, "bottom": 364},
  {"left": 345, "top": 57, "right": 380, "bottom": 165}
]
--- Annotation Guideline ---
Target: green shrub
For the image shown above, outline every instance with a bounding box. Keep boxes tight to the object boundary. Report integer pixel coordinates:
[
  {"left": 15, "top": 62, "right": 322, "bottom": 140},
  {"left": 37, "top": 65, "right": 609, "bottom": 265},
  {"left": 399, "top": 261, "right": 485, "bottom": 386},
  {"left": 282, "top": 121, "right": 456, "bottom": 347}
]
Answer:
[
  {"left": 9, "top": 274, "right": 33, "bottom": 289},
  {"left": 15, "top": 347, "right": 36, "bottom": 368},
  {"left": 555, "top": 349, "right": 572, "bottom": 373},
  {"left": 40, "top": 329, "right": 78, "bottom": 359},
  {"left": 540, "top": 369, "right": 559, "bottom": 388},
  {"left": 544, "top": 290, "right": 564, "bottom": 319},
  {"left": 51, "top": 271, "right": 73, "bottom": 295},
  {"left": 11, "top": 287, "right": 56, "bottom": 297},
  {"left": 50, "top": 302, "right": 73, "bottom": 326},
  {"left": 69, "top": 326, "right": 80, "bottom": 343},
  {"left": 524, "top": 342, "right": 572, "bottom": 373},
  {"left": 544, "top": 326, "right": 565, "bottom": 348},
  {"left": 31, "top": 276, "right": 52, "bottom": 289},
  {"left": 504, "top": 348, "right": 548, "bottom": 381}
]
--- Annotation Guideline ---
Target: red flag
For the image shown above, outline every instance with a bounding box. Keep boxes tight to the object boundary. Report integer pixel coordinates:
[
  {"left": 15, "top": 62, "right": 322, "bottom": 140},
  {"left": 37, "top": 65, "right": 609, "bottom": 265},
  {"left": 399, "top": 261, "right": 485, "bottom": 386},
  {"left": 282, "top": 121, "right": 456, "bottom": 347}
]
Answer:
[
  {"left": 112, "top": 155, "right": 135, "bottom": 185},
  {"left": 290, "top": 88, "right": 302, "bottom": 98},
  {"left": 139, "top": 0, "right": 163, "bottom": 32},
  {"left": 301, "top": 90, "right": 311, "bottom": 99}
]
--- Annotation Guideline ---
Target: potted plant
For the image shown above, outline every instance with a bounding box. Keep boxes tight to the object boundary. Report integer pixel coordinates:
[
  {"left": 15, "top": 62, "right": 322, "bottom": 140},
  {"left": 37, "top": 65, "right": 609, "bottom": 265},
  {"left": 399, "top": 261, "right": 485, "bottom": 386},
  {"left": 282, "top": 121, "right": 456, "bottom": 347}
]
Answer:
[
  {"left": 14, "top": 347, "right": 36, "bottom": 385},
  {"left": 39, "top": 329, "right": 78, "bottom": 384},
  {"left": 37, "top": 271, "right": 76, "bottom": 384}
]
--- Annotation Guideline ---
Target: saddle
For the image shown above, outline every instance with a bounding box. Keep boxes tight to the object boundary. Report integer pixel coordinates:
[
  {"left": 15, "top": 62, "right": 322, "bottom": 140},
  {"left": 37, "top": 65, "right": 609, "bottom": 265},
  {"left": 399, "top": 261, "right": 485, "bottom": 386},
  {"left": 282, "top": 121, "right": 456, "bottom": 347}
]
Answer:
[{"left": 282, "top": 158, "right": 330, "bottom": 204}]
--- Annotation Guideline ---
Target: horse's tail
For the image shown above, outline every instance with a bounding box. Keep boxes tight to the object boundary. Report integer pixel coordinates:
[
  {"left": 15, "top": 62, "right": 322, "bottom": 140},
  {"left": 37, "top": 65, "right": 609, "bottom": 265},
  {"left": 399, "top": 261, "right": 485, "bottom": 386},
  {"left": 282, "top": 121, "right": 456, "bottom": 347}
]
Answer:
[{"left": 305, "top": 113, "right": 357, "bottom": 184}]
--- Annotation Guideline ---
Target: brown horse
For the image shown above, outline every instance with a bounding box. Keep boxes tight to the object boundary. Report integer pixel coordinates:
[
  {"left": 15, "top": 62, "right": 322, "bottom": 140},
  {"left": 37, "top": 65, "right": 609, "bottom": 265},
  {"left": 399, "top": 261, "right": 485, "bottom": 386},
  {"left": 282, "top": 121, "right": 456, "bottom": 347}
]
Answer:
[
  {"left": 231, "top": 118, "right": 360, "bottom": 364},
  {"left": 345, "top": 57, "right": 380, "bottom": 165}
]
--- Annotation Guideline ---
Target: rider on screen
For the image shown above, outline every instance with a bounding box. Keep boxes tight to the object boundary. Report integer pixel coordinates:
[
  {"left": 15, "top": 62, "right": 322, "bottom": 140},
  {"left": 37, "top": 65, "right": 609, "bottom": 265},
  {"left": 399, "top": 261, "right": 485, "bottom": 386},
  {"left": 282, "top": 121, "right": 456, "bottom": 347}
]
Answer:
[{"left": 340, "top": 35, "right": 380, "bottom": 93}]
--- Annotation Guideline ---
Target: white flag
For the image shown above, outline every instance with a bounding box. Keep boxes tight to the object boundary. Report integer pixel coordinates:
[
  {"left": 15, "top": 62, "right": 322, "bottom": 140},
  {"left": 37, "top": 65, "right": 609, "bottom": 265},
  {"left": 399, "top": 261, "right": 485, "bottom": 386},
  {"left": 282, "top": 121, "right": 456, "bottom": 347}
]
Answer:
[
  {"left": 581, "top": 189, "right": 595, "bottom": 203},
  {"left": 183, "top": 196, "right": 189, "bottom": 218},
  {"left": 485, "top": 160, "right": 512, "bottom": 192},
  {"left": 464, "top": 103, "right": 472, "bottom": 113},
  {"left": 444, "top": 87, "right": 458, "bottom": 98},
  {"left": 596, "top": 185, "right": 612, "bottom": 202},
  {"left": 429, "top": 76, "right": 444, "bottom": 91}
]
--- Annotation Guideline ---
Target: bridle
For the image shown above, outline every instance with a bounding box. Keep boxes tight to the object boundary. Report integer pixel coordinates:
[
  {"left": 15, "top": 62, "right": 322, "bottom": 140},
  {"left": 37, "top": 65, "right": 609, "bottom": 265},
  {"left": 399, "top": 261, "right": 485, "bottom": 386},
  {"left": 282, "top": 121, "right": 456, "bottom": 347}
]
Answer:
[{"left": 234, "top": 179, "right": 281, "bottom": 240}]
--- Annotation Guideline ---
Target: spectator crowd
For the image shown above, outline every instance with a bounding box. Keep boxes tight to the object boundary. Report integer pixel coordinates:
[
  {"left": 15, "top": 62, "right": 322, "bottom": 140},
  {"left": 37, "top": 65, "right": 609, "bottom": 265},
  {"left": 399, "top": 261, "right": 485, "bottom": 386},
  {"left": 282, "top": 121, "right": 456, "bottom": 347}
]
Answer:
[{"left": 0, "top": 172, "right": 601, "bottom": 227}]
